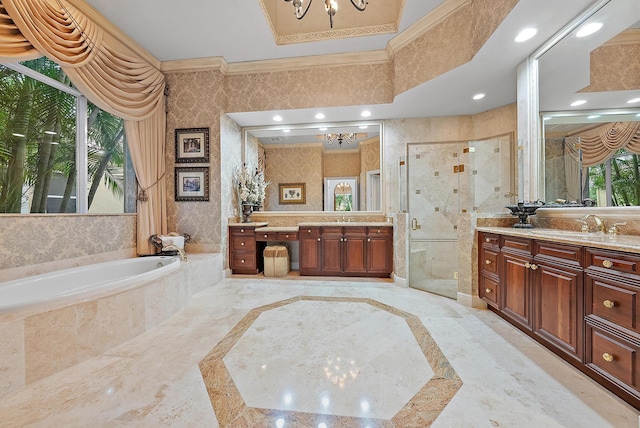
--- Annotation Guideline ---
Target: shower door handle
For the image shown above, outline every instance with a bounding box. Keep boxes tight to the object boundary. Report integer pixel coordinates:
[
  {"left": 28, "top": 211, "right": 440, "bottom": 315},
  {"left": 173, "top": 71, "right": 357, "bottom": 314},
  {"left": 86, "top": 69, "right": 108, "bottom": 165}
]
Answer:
[{"left": 411, "top": 218, "right": 420, "bottom": 230}]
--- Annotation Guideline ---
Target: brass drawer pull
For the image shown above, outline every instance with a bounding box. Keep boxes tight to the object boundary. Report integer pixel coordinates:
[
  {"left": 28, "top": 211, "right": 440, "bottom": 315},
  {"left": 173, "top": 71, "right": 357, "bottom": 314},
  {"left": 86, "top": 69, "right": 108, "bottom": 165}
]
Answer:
[
  {"left": 525, "top": 262, "right": 531, "bottom": 269},
  {"left": 317, "top": 238, "right": 321, "bottom": 241},
  {"left": 241, "top": 259, "right": 245, "bottom": 263},
  {"left": 308, "top": 229, "right": 312, "bottom": 233},
  {"left": 240, "top": 229, "right": 245, "bottom": 233},
  {"left": 485, "top": 288, "right": 492, "bottom": 294},
  {"left": 602, "top": 260, "right": 614, "bottom": 268},
  {"left": 485, "top": 260, "right": 491, "bottom": 265},
  {"left": 367, "top": 238, "right": 371, "bottom": 242},
  {"left": 285, "top": 234, "right": 289, "bottom": 238},
  {"left": 264, "top": 234, "right": 268, "bottom": 238},
  {"left": 485, "top": 237, "right": 491, "bottom": 243},
  {"left": 603, "top": 300, "right": 615, "bottom": 309},
  {"left": 530, "top": 264, "right": 538, "bottom": 270},
  {"left": 240, "top": 242, "right": 245, "bottom": 246},
  {"left": 602, "top": 353, "right": 614, "bottom": 363}
]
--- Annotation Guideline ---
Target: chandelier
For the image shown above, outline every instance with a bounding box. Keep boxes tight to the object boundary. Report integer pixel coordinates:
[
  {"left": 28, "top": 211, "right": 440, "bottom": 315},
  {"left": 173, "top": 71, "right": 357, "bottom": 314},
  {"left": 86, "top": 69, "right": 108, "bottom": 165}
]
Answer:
[
  {"left": 325, "top": 133, "right": 358, "bottom": 147},
  {"left": 284, "top": 0, "right": 368, "bottom": 28}
]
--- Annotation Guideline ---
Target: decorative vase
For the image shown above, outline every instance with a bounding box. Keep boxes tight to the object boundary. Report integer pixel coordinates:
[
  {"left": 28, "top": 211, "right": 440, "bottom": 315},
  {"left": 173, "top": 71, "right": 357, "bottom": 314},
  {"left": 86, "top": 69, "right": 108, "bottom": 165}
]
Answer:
[{"left": 241, "top": 203, "right": 253, "bottom": 223}]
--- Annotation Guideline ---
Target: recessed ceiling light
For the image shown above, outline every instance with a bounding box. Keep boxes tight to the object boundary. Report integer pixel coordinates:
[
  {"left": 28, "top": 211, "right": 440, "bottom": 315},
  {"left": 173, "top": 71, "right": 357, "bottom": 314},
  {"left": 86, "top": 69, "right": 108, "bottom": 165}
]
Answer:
[
  {"left": 319, "top": 127, "right": 328, "bottom": 131},
  {"left": 473, "top": 93, "right": 485, "bottom": 100},
  {"left": 44, "top": 130, "right": 57, "bottom": 135},
  {"left": 576, "top": 22, "right": 602, "bottom": 38},
  {"left": 282, "top": 129, "right": 290, "bottom": 133},
  {"left": 515, "top": 28, "right": 537, "bottom": 43},
  {"left": 315, "top": 113, "right": 325, "bottom": 119},
  {"left": 272, "top": 115, "right": 283, "bottom": 122},
  {"left": 588, "top": 115, "right": 600, "bottom": 119},
  {"left": 627, "top": 97, "right": 640, "bottom": 104},
  {"left": 12, "top": 133, "right": 25, "bottom": 137},
  {"left": 361, "top": 110, "right": 371, "bottom": 117},
  {"left": 359, "top": 125, "right": 368, "bottom": 129},
  {"left": 570, "top": 100, "right": 587, "bottom": 107}
]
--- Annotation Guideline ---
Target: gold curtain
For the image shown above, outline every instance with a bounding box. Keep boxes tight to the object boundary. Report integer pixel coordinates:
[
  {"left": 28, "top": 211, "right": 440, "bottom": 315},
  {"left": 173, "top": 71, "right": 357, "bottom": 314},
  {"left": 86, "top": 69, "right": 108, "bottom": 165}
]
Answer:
[
  {"left": 0, "top": 0, "right": 167, "bottom": 254},
  {"left": 568, "top": 122, "right": 640, "bottom": 167}
]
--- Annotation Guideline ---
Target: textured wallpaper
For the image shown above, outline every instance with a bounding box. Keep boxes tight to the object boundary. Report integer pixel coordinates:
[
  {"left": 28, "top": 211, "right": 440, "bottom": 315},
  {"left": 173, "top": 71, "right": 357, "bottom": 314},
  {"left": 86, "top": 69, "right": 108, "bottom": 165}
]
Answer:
[
  {"left": 165, "top": 69, "right": 226, "bottom": 253},
  {"left": 584, "top": 41, "right": 640, "bottom": 92},
  {"left": 323, "top": 151, "right": 360, "bottom": 178},
  {"left": 264, "top": 145, "right": 324, "bottom": 211},
  {"left": 360, "top": 139, "right": 380, "bottom": 173}
]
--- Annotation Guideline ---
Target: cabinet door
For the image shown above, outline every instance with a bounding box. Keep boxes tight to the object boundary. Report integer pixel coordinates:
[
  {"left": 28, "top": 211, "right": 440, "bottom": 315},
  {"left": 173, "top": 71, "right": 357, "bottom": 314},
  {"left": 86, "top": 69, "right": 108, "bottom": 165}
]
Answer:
[
  {"left": 321, "top": 229, "right": 344, "bottom": 275},
  {"left": 299, "top": 228, "right": 322, "bottom": 275},
  {"left": 343, "top": 229, "right": 367, "bottom": 274},
  {"left": 533, "top": 263, "right": 583, "bottom": 362},
  {"left": 367, "top": 235, "right": 392, "bottom": 276},
  {"left": 501, "top": 251, "right": 533, "bottom": 330}
]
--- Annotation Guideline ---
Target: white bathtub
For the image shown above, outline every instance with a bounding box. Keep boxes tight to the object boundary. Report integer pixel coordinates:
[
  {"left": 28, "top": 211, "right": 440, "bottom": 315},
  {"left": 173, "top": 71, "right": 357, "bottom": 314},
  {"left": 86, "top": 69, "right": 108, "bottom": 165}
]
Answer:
[{"left": 0, "top": 256, "right": 180, "bottom": 315}]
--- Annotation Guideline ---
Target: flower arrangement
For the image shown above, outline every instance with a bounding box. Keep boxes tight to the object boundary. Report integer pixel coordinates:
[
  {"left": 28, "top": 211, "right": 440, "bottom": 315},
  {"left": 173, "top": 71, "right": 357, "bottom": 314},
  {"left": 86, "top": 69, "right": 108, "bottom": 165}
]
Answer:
[{"left": 235, "top": 164, "right": 269, "bottom": 207}]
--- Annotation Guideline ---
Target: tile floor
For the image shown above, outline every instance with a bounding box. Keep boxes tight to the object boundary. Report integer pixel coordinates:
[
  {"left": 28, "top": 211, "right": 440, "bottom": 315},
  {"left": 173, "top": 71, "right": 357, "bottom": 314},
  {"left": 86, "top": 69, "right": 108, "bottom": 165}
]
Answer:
[{"left": 1, "top": 276, "right": 639, "bottom": 427}]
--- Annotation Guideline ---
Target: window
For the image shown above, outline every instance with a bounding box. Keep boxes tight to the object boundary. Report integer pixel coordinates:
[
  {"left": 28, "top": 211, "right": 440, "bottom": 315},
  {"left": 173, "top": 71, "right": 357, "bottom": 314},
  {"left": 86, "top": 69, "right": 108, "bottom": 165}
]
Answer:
[
  {"left": 0, "top": 58, "right": 131, "bottom": 214},
  {"left": 585, "top": 148, "right": 640, "bottom": 206}
]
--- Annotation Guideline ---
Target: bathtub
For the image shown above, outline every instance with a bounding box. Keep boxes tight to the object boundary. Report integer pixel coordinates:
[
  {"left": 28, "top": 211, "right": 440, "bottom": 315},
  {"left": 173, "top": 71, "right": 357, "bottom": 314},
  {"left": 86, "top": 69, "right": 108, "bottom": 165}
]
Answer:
[{"left": 0, "top": 256, "right": 180, "bottom": 315}]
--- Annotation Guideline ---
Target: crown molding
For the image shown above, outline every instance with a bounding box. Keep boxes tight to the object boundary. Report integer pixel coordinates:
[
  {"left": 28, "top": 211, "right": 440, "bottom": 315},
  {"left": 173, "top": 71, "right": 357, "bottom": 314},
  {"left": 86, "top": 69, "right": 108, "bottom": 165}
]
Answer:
[
  {"left": 386, "top": 0, "right": 470, "bottom": 57},
  {"left": 65, "top": 0, "right": 161, "bottom": 70},
  {"left": 161, "top": 57, "right": 229, "bottom": 74},
  {"left": 226, "top": 50, "right": 390, "bottom": 75}
]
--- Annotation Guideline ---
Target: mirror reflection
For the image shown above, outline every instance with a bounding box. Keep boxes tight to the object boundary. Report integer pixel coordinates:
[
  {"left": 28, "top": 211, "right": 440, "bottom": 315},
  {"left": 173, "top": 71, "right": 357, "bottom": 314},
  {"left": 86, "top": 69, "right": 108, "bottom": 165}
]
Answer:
[
  {"left": 243, "top": 122, "right": 381, "bottom": 212},
  {"left": 539, "top": 0, "right": 640, "bottom": 206}
]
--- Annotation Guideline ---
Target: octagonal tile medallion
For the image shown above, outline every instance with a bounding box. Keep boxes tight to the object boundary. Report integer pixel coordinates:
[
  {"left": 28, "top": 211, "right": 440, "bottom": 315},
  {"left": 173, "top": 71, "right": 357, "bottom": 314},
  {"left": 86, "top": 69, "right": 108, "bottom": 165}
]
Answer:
[{"left": 199, "top": 296, "right": 462, "bottom": 427}]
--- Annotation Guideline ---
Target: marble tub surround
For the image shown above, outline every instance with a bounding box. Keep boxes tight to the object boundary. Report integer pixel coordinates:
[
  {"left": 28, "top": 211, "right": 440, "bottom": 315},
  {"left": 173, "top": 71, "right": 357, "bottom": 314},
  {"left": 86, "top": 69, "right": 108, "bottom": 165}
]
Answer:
[
  {"left": 0, "top": 253, "right": 222, "bottom": 400},
  {"left": 1, "top": 278, "right": 637, "bottom": 427}
]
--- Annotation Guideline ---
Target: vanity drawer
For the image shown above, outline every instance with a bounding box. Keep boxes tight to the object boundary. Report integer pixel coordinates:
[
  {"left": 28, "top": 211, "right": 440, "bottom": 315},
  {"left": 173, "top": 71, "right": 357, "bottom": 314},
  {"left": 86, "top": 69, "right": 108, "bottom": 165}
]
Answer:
[
  {"left": 230, "top": 226, "right": 255, "bottom": 236},
  {"left": 480, "top": 273, "right": 500, "bottom": 308},
  {"left": 587, "top": 325, "right": 640, "bottom": 389},
  {"left": 534, "top": 241, "right": 583, "bottom": 269},
  {"left": 367, "top": 227, "right": 392, "bottom": 236},
  {"left": 587, "top": 249, "right": 640, "bottom": 276},
  {"left": 231, "top": 236, "right": 256, "bottom": 251},
  {"left": 587, "top": 274, "right": 640, "bottom": 333},
  {"left": 277, "top": 231, "right": 298, "bottom": 240},
  {"left": 230, "top": 252, "right": 257, "bottom": 270},
  {"left": 256, "top": 231, "right": 279, "bottom": 241},
  {"left": 480, "top": 233, "right": 499, "bottom": 248},
  {"left": 300, "top": 227, "right": 321, "bottom": 237},
  {"left": 480, "top": 248, "right": 499, "bottom": 275},
  {"left": 501, "top": 236, "right": 532, "bottom": 254}
]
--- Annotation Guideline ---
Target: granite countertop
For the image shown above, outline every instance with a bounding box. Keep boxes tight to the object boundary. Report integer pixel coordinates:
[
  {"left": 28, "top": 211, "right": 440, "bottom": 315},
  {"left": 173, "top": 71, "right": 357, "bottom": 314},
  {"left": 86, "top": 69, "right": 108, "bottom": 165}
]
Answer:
[
  {"left": 297, "top": 221, "right": 392, "bottom": 227},
  {"left": 478, "top": 226, "right": 640, "bottom": 254},
  {"left": 255, "top": 226, "right": 299, "bottom": 232},
  {"left": 228, "top": 222, "right": 269, "bottom": 227}
]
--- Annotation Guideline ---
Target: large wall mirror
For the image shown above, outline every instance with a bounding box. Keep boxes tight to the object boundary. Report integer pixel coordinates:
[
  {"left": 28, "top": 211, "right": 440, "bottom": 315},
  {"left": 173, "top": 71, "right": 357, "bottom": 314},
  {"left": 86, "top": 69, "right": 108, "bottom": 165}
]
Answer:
[
  {"left": 538, "top": 0, "right": 640, "bottom": 207},
  {"left": 243, "top": 122, "right": 383, "bottom": 213}
]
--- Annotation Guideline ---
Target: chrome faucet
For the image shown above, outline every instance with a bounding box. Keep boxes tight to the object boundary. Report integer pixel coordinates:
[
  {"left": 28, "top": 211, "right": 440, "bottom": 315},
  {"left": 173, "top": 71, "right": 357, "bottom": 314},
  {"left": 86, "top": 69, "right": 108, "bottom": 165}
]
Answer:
[
  {"left": 581, "top": 214, "right": 606, "bottom": 234},
  {"left": 163, "top": 244, "right": 188, "bottom": 261}
]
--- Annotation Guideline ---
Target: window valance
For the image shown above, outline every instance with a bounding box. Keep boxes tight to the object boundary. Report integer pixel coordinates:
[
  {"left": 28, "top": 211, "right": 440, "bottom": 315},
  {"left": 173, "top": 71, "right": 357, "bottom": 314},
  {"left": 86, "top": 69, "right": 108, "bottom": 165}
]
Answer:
[{"left": 566, "top": 121, "right": 640, "bottom": 167}]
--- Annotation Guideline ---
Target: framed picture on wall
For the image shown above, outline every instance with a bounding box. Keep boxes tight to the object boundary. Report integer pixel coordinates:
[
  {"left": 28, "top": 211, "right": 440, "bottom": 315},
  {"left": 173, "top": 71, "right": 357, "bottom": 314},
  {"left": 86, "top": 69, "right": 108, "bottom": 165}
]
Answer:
[
  {"left": 279, "top": 183, "right": 306, "bottom": 204},
  {"left": 175, "top": 167, "right": 209, "bottom": 201},
  {"left": 175, "top": 127, "right": 209, "bottom": 163}
]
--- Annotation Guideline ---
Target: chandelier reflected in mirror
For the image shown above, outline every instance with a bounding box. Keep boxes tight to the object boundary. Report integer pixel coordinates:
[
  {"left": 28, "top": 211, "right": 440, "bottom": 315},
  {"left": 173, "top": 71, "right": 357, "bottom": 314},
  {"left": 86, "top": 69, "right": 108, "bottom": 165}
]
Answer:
[
  {"left": 325, "top": 133, "right": 358, "bottom": 147},
  {"left": 284, "top": 0, "right": 368, "bottom": 28}
]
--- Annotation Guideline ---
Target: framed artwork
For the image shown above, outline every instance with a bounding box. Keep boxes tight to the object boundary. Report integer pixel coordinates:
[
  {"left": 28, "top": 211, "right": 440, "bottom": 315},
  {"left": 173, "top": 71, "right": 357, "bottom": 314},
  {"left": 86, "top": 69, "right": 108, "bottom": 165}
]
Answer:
[
  {"left": 279, "top": 182, "right": 306, "bottom": 204},
  {"left": 175, "top": 167, "right": 209, "bottom": 201},
  {"left": 175, "top": 127, "right": 209, "bottom": 163}
]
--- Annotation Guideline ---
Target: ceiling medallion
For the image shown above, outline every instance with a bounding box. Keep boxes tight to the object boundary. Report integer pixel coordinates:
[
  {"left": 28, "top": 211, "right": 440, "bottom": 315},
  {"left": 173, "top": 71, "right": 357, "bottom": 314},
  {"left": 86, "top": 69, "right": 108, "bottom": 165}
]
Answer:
[
  {"left": 284, "top": 0, "right": 368, "bottom": 28},
  {"left": 325, "top": 133, "right": 358, "bottom": 147}
]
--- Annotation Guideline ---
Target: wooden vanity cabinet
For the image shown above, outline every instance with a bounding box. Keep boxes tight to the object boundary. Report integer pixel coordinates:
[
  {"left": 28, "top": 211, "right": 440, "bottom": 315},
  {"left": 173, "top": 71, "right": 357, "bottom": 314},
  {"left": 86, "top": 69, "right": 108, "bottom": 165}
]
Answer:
[
  {"left": 532, "top": 241, "right": 584, "bottom": 363},
  {"left": 478, "top": 232, "right": 501, "bottom": 309},
  {"left": 500, "top": 236, "right": 534, "bottom": 331},
  {"left": 229, "top": 225, "right": 264, "bottom": 274},
  {"left": 300, "top": 225, "right": 392, "bottom": 277},
  {"left": 584, "top": 248, "right": 640, "bottom": 405},
  {"left": 299, "top": 227, "right": 322, "bottom": 275},
  {"left": 479, "top": 233, "right": 640, "bottom": 408}
]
